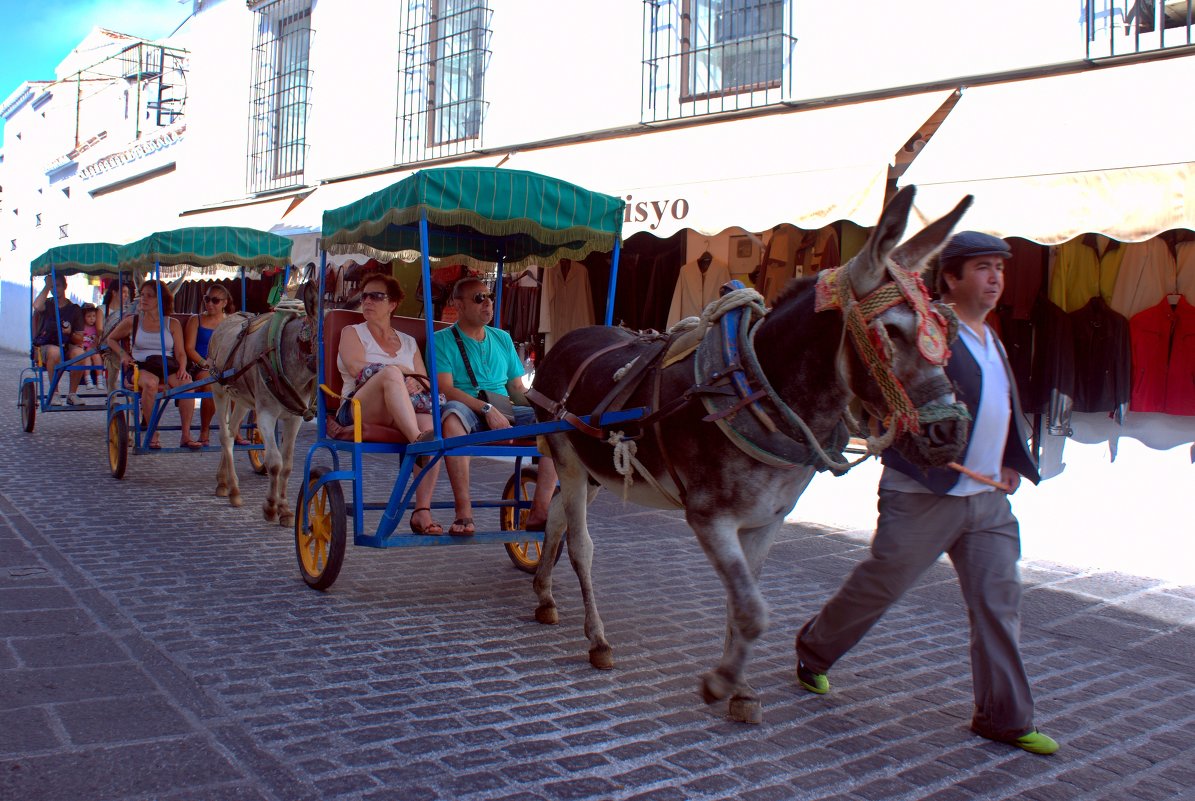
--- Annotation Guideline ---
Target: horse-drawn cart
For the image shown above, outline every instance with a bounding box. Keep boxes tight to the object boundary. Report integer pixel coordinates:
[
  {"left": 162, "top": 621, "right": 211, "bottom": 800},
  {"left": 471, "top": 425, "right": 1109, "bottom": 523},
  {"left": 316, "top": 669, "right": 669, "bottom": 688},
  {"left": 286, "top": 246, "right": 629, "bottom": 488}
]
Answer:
[
  {"left": 105, "top": 226, "right": 294, "bottom": 478},
  {"left": 294, "top": 166, "right": 640, "bottom": 589},
  {"left": 20, "top": 242, "right": 124, "bottom": 432}
]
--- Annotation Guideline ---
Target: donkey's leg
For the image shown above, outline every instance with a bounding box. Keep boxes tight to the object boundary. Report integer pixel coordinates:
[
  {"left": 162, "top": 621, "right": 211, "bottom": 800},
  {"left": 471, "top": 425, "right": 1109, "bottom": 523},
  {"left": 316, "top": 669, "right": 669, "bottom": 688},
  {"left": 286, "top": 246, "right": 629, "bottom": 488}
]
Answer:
[
  {"left": 689, "top": 509, "right": 772, "bottom": 720},
  {"left": 720, "top": 518, "right": 784, "bottom": 724},
  {"left": 223, "top": 399, "right": 252, "bottom": 508},
  {"left": 214, "top": 390, "right": 234, "bottom": 498},
  {"left": 273, "top": 413, "right": 302, "bottom": 527},
  {"left": 256, "top": 405, "right": 284, "bottom": 523}
]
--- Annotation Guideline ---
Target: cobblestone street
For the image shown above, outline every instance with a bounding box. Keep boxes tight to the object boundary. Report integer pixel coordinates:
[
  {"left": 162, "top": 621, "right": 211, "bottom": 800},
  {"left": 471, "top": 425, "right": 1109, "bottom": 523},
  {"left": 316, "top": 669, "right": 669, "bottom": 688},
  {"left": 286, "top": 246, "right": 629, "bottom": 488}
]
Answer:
[{"left": 2, "top": 350, "right": 1194, "bottom": 801}]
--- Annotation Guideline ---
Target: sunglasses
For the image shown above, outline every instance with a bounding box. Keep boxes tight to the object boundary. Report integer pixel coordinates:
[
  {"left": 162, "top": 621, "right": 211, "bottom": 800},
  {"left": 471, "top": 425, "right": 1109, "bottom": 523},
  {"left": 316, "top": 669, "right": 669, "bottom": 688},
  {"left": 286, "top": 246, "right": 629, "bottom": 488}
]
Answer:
[
  {"left": 361, "top": 291, "right": 390, "bottom": 302},
  {"left": 203, "top": 295, "right": 226, "bottom": 304},
  {"left": 466, "top": 292, "right": 495, "bottom": 304}
]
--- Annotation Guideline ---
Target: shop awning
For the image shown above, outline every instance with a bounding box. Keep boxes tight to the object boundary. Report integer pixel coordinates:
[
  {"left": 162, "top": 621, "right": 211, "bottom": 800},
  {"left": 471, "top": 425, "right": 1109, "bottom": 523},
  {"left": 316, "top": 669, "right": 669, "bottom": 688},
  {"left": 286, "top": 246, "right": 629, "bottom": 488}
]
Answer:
[
  {"left": 492, "top": 90, "right": 952, "bottom": 238},
  {"left": 898, "top": 56, "right": 1195, "bottom": 244},
  {"left": 178, "top": 193, "right": 308, "bottom": 232}
]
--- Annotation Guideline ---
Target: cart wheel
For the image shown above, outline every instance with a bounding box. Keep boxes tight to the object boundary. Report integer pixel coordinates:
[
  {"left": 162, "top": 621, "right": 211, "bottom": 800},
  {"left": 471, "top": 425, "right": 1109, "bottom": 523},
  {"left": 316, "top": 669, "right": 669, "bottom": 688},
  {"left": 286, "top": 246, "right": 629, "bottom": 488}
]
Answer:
[
  {"left": 108, "top": 412, "right": 128, "bottom": 479},
  {"left": 247, "top": 427, "right": 267, "bottom": 474},
  {"left": 19, "top": 382, "right": 36, "bottom": 433},
  {"left": 295, "top": 467, "right": 346, "bottom": 590},
  {"left": 501, "top": 466, "right": 563, "bottom": 574}
]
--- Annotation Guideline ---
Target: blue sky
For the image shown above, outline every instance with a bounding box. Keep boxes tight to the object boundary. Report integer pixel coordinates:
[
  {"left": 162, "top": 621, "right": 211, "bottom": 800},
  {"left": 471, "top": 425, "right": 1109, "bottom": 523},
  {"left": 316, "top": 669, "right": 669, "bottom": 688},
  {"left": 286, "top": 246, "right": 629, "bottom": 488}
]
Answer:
[{"left": 1, "top": 0, "right": 192, "bottom": 137}]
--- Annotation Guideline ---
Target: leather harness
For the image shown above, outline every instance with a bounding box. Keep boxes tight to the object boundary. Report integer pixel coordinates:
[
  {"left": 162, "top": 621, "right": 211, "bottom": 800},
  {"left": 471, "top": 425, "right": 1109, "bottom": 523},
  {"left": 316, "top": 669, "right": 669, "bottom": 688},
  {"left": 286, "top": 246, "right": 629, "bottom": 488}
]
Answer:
[
  {"left": 216, "top": 310, "right": 316, "bottom": 420},
  {"left": 525, "top": 281, "right": 849, "bottom": 505}
]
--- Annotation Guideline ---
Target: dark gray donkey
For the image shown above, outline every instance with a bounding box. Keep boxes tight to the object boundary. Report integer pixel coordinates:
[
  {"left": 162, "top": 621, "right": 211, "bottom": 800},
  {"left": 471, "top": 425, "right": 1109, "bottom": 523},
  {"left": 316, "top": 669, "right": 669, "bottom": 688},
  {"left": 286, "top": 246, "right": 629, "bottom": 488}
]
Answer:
[
  {"left": 527, "top": 187, "right": 974, "bottom": 722},
  {"left": 206, "top": 280, "right": 319, "bottom": 527}
]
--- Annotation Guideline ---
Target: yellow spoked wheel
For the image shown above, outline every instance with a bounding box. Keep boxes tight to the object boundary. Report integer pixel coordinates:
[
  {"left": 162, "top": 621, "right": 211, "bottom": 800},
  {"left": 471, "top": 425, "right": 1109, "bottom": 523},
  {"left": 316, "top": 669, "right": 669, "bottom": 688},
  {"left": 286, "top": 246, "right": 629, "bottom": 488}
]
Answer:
[
  {"left": 247, "top": 427, "right": 267, "bottom": 474},
  {"left": 107, "top": 412, "right": 128, "bottom": 480},
  {"left": 19, "top": 382, "right": 36, "bottom": 433},
  {"left": 294, "top": 467, "right": 346, "bottom": 590},
  {"left": 501, "top": 466, "right": 563, "bottom": 574}
]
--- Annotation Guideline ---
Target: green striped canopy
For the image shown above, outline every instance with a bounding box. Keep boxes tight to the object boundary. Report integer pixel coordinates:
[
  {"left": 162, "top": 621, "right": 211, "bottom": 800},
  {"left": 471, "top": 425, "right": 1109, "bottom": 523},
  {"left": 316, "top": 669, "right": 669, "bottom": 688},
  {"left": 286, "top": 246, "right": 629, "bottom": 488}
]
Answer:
[
  {"left": 30, "top": 242, "right": 122, "bottom": 276},
  {"left": 119, "top": 226, "right": 293, "bottom": 271},
  {"left": 320, "top": 166, "right": 624, "bottom": 269}
]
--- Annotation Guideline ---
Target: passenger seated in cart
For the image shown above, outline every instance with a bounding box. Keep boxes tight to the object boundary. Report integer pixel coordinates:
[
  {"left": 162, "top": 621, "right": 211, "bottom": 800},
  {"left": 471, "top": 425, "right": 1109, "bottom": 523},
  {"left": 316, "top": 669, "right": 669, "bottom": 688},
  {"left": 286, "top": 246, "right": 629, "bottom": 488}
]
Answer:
[
  {"left": 435, "top": 277, "right": 558, "bottom": 536},
  {"left": 335, "top": 274, "right": 444, "bottom": 535},
  {"left": 104, "top": 280, "right": 198, "bottom": 450},
  {"left": 184, "top": 284, "right": 234, "bottom": 448},
  {"left": 32, "top": 274, "right": 85, "bottom": 405},
  {"left": 78, "top": 304, "right": 103, "bottom": 388}
]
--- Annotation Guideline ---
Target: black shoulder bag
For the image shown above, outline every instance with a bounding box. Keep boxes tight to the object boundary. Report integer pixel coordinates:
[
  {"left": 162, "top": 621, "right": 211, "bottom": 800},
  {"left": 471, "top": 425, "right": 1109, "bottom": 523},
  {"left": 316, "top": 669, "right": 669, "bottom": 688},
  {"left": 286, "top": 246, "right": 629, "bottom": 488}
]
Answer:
[{"left": 451, "top": 326, "right": 516, "bottom": 423}]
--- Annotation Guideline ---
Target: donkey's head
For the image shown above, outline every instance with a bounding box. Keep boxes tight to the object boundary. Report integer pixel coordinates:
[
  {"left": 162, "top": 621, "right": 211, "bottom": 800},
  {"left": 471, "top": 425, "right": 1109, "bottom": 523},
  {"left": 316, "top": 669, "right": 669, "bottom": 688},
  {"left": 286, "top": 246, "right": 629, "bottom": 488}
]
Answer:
[{"left": 820, "top": 186, "right": 972, "bottom": 468}]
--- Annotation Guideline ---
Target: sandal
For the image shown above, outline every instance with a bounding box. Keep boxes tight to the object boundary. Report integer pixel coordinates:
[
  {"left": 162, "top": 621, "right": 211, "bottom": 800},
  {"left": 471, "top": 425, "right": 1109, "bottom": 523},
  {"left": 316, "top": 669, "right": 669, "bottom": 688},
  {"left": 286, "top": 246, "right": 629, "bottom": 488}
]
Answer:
[
  {"left": 408, "top": 507, "right": 443, "bottom": 535},
  {"left": 448, "top": 517, "right": 475, "bottom": 536},
  {"left": 147, "top": 437, "right": 162, "bottom": 450},
  {"left": 235, "top": 435, "right": 251, "bottom": 447},
  {"left": 197, "top": 438, "right": 210, "bottom": 448},
  {"left": 182, "top": 438, "right": 203, "bottom": 450}
]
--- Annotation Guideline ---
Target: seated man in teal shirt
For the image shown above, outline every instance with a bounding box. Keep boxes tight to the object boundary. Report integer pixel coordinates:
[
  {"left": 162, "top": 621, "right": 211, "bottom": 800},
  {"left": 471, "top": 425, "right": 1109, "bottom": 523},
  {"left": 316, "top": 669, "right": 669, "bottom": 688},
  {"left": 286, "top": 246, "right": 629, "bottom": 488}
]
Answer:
[{"left": 434, "top": 277, "right": 558, "bottom": 536}]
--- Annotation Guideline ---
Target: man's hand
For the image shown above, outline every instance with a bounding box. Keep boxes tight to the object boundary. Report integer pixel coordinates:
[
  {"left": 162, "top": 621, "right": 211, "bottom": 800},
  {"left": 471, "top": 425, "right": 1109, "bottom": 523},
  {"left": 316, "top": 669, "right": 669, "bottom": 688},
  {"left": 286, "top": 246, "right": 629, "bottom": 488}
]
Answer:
[
  {"left": 484, "top": 405, "right": 511, "bottom": 430},
  {"left": 999, "top": 467, "right": 1021, "bottom": 495}
]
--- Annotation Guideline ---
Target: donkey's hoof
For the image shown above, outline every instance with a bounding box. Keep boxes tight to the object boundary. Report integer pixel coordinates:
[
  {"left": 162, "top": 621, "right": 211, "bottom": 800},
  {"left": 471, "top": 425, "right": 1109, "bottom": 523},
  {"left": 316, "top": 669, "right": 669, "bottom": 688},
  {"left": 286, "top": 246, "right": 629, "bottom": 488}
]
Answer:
[
  {"left": 215, "top": 486, "right": 229, "bottom": 498},
  {"left": 279, "top": 512, "right": 295, "bottom": 527},
  {"left": 229, "top": 495, "right": 243, "bottom": 508},
  {"left": 588, "top": 644, "right": 614, "bottom": 670},
  {"left": 534, "top": 603, "right": 558, "bottom": 625},
  {"left": 699, "top": 670, "right": 733, "bottom": 704},
  {"left": 728, "top": 694, "right": 763, "bottom": 724}
]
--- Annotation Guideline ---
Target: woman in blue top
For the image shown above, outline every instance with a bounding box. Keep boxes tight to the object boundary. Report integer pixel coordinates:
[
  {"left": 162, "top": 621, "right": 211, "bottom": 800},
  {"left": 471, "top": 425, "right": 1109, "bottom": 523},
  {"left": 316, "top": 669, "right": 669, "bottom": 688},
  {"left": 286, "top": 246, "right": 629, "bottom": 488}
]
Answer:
[{"left": 184, "top": 284, "right": 233, "bottom": 448}]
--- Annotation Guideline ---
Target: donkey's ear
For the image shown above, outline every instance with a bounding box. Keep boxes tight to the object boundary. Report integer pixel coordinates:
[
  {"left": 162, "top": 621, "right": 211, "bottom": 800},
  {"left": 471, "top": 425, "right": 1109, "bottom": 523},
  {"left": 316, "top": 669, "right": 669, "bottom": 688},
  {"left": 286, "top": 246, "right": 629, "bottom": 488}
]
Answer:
[
  {"left": 848, "top": 185, "right": 917, "bottom": 297},
  {"left": 301, "top": 279, "right": 319, "bottom": 318},
  {"left": 890, "top": 193, "right": 974, "bottom": 274}
]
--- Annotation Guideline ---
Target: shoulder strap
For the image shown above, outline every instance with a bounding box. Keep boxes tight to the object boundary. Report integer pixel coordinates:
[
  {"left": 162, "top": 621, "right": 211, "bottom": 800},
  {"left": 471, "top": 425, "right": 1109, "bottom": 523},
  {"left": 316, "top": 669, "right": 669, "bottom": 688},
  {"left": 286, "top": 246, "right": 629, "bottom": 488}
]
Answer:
[{"left": 451, "top": 325, "right": 480, "bottom": 391}]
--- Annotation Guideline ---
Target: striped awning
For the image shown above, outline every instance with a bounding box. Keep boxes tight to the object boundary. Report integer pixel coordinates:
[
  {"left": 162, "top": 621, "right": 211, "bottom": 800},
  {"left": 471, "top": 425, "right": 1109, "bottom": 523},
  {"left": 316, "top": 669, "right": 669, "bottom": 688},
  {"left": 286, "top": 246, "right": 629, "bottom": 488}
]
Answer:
[
  {"left": 30, "top": 242, "right": 123, "bottom": 276},
  {"left": 119, "top": 226, "right": 294, "bottom": 271}
]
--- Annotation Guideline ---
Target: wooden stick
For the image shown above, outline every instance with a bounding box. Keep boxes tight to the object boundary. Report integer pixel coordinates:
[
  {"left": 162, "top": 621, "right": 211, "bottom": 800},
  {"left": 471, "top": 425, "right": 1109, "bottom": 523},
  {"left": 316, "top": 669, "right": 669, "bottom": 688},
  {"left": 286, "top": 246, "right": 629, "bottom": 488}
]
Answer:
[{"left": 947, "top": 462, "right": 1011, "bottom": 493}]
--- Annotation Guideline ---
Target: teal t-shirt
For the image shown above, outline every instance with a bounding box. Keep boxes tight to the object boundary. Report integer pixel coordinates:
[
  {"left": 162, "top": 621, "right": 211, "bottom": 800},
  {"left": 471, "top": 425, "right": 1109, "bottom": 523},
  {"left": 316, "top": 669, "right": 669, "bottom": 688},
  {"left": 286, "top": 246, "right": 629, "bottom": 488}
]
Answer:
[{"left": 433, "top": 324, "right": 524, "bottom": 398}]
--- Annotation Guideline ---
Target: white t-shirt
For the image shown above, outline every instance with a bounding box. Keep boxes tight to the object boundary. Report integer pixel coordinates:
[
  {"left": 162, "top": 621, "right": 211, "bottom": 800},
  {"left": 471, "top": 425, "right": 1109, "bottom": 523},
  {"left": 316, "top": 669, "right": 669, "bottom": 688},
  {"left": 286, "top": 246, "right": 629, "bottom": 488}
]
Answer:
[{"left": 336, "top": 321, "right": 419, "bottom": 394}]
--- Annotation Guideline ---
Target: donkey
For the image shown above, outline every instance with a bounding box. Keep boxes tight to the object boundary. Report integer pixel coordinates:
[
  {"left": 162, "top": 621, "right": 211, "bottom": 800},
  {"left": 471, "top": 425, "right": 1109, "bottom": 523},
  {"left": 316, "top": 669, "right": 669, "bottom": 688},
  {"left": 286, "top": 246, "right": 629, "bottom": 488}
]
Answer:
[
  {"left": 206, "top": 280, "right": 318, "bottom": 527},
  {"left": 527, "top": 186, "right": 974, "bottom": 722}
]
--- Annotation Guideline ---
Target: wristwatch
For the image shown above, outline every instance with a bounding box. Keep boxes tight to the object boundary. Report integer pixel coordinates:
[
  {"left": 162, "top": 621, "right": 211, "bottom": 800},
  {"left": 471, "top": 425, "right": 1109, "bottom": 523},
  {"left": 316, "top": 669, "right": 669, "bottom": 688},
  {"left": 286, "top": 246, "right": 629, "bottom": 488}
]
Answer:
[{"left": 480, "top": 402, "right": 494, "bottom": 414}]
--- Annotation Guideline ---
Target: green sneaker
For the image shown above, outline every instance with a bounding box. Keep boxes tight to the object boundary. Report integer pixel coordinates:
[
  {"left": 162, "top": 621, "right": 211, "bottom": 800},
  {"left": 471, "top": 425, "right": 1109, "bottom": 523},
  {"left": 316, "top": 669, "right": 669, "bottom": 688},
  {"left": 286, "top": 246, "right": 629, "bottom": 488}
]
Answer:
[
  {"left": 1013, "top": 729, "right": 1059, "bottom": 755},
  {"left": 797, "top": 661, "right": 830, "bottom": 694}
]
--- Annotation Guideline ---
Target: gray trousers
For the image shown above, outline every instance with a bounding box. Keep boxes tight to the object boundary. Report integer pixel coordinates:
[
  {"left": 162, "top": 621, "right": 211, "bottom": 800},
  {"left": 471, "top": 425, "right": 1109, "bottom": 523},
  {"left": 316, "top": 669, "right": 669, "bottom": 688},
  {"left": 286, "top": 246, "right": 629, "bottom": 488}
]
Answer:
[{"left": 797, "top": 488, "right": 1035, "bottom": 741}]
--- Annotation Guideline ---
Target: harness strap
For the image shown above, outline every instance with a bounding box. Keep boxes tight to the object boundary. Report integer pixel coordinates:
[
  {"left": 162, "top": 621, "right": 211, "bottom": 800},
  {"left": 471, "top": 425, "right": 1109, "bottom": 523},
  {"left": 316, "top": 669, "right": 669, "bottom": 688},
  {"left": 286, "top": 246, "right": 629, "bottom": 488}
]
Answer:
[{"left": 651, "top": 357, "right": 688, "bottom": 506}]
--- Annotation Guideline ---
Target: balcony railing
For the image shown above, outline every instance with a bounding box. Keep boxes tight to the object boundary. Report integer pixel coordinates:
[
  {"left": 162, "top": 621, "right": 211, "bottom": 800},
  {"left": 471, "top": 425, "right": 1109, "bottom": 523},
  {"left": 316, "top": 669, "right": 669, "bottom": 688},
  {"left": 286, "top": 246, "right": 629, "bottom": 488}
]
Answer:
[{"left": 1086, "top": 0, "right": 1194, "bottom": 58}]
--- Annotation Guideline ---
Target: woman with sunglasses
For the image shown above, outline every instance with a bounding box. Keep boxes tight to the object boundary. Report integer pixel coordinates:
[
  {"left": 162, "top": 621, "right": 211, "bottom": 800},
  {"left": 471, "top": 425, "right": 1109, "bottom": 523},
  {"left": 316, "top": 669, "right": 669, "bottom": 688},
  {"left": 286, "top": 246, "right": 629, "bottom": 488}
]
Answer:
[
  {"left": 184, "top": 285, "right": 235, "bottom": 448},
  {"left": 104, "top": 280, "right": 195, "bottom": 450},
  {"left": 337, "top": 274, "right": 443, "bottom": 534}
]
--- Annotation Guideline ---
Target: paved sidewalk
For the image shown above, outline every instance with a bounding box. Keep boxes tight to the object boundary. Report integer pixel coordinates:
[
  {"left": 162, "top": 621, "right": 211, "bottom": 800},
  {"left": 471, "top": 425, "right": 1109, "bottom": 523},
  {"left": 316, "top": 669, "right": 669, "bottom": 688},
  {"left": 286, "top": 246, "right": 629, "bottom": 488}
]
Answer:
[{"left": 3, "top": 350, "right": 1194, "bottom": 800}]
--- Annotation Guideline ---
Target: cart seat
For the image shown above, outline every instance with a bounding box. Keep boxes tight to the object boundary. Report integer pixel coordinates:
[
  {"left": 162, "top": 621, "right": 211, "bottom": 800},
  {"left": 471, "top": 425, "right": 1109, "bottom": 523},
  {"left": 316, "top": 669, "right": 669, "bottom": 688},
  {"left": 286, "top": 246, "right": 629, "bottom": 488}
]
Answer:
[{"left": 323, "top": 310, "right": 448, "bottom": 444}]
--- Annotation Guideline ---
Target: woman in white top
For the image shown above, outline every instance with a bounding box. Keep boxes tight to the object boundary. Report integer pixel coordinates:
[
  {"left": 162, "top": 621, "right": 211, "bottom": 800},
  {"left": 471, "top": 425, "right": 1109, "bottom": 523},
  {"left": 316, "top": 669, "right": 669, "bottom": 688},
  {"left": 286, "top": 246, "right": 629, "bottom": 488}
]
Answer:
[
  {"left": 336, "top": 274, "right": 443, "bottom": 534},
  {"left": 105, "top": 280, "right": 196, "bottom": 449}
]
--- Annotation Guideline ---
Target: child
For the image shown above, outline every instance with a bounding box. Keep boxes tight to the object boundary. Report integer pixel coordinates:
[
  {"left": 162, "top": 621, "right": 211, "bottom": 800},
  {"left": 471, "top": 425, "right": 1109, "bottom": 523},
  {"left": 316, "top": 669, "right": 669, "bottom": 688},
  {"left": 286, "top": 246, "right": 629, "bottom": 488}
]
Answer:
[{"left": 79, "top": 303, "right": 104, "bottom": 388}]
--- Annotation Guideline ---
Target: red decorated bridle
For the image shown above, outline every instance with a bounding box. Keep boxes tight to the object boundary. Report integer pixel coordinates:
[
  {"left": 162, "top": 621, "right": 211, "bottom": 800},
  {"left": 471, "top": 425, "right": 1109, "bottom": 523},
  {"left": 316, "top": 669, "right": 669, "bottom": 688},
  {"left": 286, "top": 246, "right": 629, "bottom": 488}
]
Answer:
[{"left": 814, "top": 261, "right": 953, "bottom": 438}]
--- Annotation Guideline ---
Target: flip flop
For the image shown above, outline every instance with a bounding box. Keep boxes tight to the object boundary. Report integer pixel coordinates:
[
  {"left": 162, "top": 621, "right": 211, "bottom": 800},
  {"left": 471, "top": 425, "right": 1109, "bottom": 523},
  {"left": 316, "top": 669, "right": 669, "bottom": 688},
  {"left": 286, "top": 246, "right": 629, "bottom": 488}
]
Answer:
[
  {"left": 408, "top": 507, "right": 443, "bottom": 535},
  {"left": 197, "top": 439, "right": 210, "bottom": 448},
  {"left": 235, "top": 436, "right": 252, "bottom": 447},
  {"left": 182, "top": 439, "right": 203, "bottom": 450},
  {"left": 448, "top": 517, "right": 475, "bottom": 536},
  {"left": 147, "top": 439, "right": 162, "bottom": 450}
]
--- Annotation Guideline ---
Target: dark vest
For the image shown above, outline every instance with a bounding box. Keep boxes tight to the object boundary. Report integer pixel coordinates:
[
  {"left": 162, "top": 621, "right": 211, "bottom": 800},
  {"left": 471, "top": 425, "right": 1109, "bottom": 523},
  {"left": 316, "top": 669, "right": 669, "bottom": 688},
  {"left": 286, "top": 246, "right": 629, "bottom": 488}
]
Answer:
[{"left": 882, "top": 332, "right": 1040, "bottom": 495}]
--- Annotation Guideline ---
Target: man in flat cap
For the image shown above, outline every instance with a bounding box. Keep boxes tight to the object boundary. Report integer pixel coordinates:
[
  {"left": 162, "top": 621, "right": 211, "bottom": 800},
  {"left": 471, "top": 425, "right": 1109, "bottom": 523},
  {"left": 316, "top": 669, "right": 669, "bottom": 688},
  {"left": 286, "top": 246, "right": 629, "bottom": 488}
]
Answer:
[{"left": 796, "top": 231, "right": 1058, "bottom": 755}]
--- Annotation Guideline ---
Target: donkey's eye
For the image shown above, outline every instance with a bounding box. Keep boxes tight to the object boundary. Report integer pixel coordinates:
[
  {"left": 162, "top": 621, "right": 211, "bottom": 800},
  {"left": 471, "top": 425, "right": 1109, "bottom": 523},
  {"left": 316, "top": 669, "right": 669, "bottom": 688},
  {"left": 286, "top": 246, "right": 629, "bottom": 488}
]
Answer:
[{"left": 883, "top": 323, "right": 904, "bottom": 341}]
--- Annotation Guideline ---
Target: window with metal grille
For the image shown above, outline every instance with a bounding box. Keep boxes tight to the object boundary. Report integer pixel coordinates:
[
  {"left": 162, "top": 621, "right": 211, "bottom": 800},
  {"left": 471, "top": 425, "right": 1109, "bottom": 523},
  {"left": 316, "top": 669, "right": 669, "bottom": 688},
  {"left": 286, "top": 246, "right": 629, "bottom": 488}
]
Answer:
[
  {"left": 35, "top": 213, "right": 41, "bottom": 227},
  {"left": 58, "top": 224, "right": 68, "bottom": 239},
  {"left": 247, "top": 0, "right": 313, "bottom": 193},
  {"left": 398, "top": 0, "right": 492, "bottom": 165},
  {"left": 642, "top": 0, "right": 795, "bottom": 123},
  {"left": 1086, "top": 0, "right": 1193, "bottom": 57}
]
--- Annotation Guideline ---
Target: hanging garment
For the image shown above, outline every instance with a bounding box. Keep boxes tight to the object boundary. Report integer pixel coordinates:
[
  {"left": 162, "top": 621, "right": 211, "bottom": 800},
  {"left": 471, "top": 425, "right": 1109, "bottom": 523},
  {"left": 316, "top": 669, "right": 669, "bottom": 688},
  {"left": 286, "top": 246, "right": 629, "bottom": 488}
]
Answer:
[
  {"left": 1049, "top": 235, "right": 1125, "bottom": 313},
  {"left": 539, "top": 259, "right": 594, "bottom": 354},
  {"left": 1176, "top": 241, "right": 1195, "bottom": 305},
  {"left": 666, "top": 257, "right": 731, "bottom": 329},
  {"left": 1068, "top": 296, "right": 1132, "bottom": 418},
  {"left": 1110, "top": 237, "right": 1177, "bottom": 320},
  {"left": 1129, "top": 296, "right": 1195, "bottom": 416}
]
